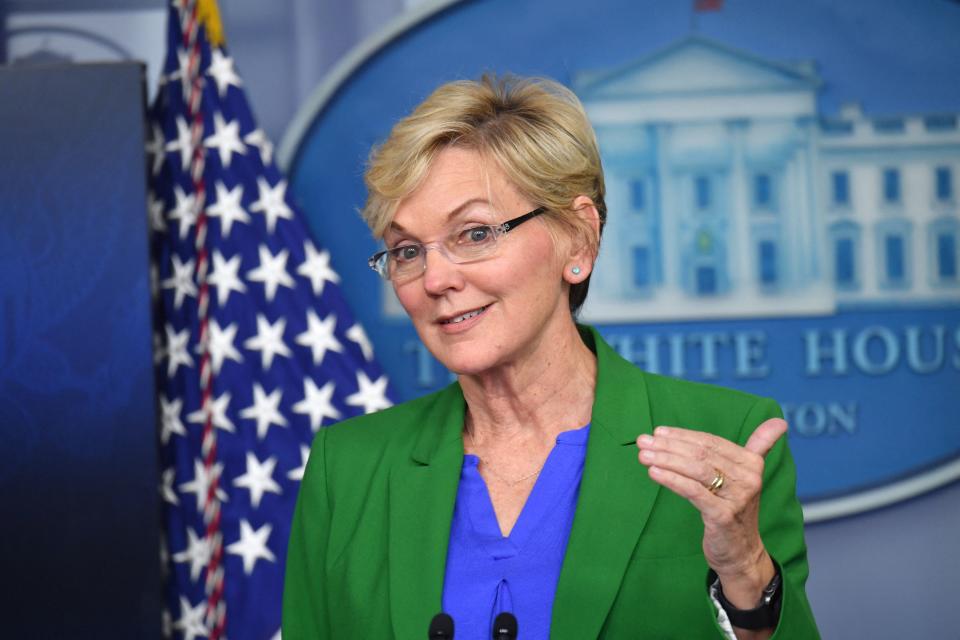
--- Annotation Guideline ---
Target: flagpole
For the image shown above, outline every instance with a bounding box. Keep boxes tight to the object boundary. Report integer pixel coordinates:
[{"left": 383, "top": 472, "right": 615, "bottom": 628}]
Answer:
[{"left": 177, "top": 1, "right": 227, "bottom": 637}]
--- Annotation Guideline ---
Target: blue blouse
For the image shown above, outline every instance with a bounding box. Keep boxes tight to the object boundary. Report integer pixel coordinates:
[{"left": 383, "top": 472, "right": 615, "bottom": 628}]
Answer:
[{"left": 441, "top": 425, "right": 590, "bottom": 640}]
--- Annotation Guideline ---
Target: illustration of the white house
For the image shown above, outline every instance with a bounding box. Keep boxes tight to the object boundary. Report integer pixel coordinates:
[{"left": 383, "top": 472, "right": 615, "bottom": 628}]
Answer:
[{"left": 576, "top": 36, "right": 960, "bottom": 322}]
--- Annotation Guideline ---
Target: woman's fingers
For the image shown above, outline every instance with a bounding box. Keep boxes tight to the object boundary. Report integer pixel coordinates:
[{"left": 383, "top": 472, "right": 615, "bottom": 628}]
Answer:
[
  {"left": 636, "top": 419, "right": 787, "bottom": 508},
  {"left": 647, "top": 425, "right": 758, "bottom": 468},
  {"left": 646, "top": 463, "right": 724, "bottom": 515},
  {"left": 744, "top": 417, "right": 788, "bottom": 457},
  {"left": 637, "top": 428, "right": 759, "bottom": 485},
  {"left": 638, "top": 444, "right": 729, "bottom": 489}
]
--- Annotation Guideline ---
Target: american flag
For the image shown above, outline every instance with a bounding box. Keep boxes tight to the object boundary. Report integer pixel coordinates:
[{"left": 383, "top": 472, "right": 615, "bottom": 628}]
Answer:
[{"left": 147, "top": 2, "right": 393, "bottom": 638}]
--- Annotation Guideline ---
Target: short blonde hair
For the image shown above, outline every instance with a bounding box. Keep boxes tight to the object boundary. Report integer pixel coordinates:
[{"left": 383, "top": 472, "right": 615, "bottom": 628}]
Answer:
[{"left": 362, "top": 74, "right": 607, "bottom": 314}]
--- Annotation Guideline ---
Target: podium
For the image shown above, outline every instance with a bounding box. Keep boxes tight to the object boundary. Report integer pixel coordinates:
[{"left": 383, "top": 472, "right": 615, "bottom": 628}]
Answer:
[{"left": 0, "top": 62, "right": 161, "bottom": 637}]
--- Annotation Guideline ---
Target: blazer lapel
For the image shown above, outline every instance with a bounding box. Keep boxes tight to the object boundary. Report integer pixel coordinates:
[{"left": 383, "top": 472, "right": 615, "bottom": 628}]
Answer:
[
  {"left": 388, "top": 384, "right": 465, "bottom": 640},
  {"left": 551, "top": 327, "right": 661, "bottom": 640}
]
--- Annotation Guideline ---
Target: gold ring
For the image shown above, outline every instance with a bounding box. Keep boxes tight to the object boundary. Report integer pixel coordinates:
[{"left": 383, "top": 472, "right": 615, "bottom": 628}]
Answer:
[{"left": 707, "top": 469, "right": 725, "bottom": 494}]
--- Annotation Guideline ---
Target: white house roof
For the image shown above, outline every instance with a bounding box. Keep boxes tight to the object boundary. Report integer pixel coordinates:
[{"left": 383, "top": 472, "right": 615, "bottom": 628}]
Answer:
[{"left": 575, "top": 36, "right": 821, "bottom": 100}]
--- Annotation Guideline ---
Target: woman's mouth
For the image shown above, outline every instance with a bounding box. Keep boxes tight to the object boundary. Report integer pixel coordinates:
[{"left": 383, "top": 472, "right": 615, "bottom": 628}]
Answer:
[{"left": 439, "top": 305, "right": 490, "bottom": 325}]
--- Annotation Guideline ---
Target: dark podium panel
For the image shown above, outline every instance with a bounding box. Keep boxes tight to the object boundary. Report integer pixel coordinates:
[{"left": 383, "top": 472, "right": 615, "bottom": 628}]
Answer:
[{"left": 0, "top": 62, "right": 161, "bottom": 638}]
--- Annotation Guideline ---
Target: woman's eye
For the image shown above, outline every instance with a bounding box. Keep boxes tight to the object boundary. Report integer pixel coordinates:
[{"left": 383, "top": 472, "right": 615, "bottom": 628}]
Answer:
[
  {"left": 393, "top": 245, "right": 421, "bottom": 262},
  {"left": 462, "top": 226, "right": 492, "bottom": 243}
]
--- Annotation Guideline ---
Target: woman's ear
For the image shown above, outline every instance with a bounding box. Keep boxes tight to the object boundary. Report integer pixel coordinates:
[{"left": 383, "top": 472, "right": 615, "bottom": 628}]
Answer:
[{"left": 563, "top": 195, "right": 601, "bottom": 284}]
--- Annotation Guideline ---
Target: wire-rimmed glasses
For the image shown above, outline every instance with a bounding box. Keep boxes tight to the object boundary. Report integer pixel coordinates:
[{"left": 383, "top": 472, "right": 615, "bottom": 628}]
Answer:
[{"left": 367, "top": 206, "right": 547, "bottom": 283}]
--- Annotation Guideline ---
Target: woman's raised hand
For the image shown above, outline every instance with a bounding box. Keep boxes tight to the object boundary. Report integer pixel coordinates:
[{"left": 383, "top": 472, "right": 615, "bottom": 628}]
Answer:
[{"left": 636, "top": 418, "right": 788, "bottom": 610}]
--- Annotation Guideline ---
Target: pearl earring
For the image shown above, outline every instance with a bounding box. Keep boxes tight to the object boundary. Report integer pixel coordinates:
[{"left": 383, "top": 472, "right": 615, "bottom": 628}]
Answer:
[{"left": 571, "top": 266, "right": 582, "bottom": 275}]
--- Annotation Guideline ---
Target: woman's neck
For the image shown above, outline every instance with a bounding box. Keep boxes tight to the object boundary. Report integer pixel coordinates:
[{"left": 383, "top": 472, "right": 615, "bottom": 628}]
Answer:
[{"left": 459, "top": 322, "right": 597, "bottom": 449}]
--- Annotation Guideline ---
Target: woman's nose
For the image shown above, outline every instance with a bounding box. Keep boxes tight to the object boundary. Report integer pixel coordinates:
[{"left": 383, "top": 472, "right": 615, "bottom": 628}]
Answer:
[{"left": 421, "top": 246, "right": 464, "bottom": 295}]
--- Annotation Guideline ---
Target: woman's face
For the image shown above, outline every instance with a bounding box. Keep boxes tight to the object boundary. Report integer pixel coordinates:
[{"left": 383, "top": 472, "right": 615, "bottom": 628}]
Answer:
[{"left": 386, "top": 147, "right": 575, "bottom": 377}]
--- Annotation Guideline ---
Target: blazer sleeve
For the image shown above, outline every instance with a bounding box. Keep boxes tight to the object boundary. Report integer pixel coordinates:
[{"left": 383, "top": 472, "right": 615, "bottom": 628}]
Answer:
[
  {"left": 709, "top": 397, "right": 820, "bottom": 639},
  {"left": 282, "top": 426, "right": 331, "bottom": 639}
]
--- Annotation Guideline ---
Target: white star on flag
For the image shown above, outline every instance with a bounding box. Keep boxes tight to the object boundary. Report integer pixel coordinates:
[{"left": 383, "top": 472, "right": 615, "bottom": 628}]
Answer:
[
  {"left": 292, "top": 378, "right": 340, "bottom": 432},
  {"left": 160, "top": 467, "right": 179, "bottom": 506},
  {"left": 206, "top": 48, "right": 242, "bottom": 96},
  {"left": 233, "top": 453, "right": 282, "bottom": 508},
  {"left": 148, "top": 191, "right": 167, "bottom": 233},
  {"left": 240, "top": 383, "right": 289, "bottom": 439},
  {"left": 243, "top": 314, "right": 291, "bottom": 369},
  {"left": 152, "top": 329, "right": 165, "bottom": 363},
  {"left": 166, "top": 46, "right": 194, "bottom": 97},
  {"left": 146, "top": 123, "right": 166, "bottom": 175},
  {"left": 247, "top": 245, "right": 295, "bottom": 302},
  {"left": 287, "top": 445, "right": 311, "bottom": 482},
  {"left": 249, "top": 177, "right": 293, "bottom": 233},
  {"left": 159, "top": 395, "right": 186, "bottom": 444},
  {"left": 296, "top": 310, "right": 343, "bottom": 365},
  {"left": 173, "top": 596, "right": 208, "bottom": 640},
  {"left": 172, "top": 527, "right": 211, "bottom": 582},
  {"left": 207, "top": 250, "right": 247, "bottom": 307},
  {"left": 203, "top": 320, "right": 243, "bottom": 374},
  {"left": 207, "top": 181, "right": 250, "bottom": 238},
  {"left": 227, "top": 520, "right": 276, "bottom": 575},
  {"left": 179, "top": 458, "right": 228, "bottom": 512},
  {"left": 164, "top": 116, "right": 192, "bottom": 171},
  {"left": 346, "top": 323, "right": 374, "bottom": 361},
  {"left": 186, "top": 391, "right": 236, "bottom": 433},
  {"left": 297, "top": 242, "right": 341, "bottom": 296},
  {"left": 161, "top": 254, "right": 197, "bottom": 309},
  {"left": 346, "top": 371, "right": 393, "bottom": 414},
  {"left": 168, "top": 184, "right": 199, "bottom": 240},
  {"left": 165, "top": 324, "right": 194, "bottom": 377},
  {"left": 204, "top": 111, "right": 246, "bottom": 168},
  {"left": 244, "top": 128, "right": 274, "bottom": 165}
]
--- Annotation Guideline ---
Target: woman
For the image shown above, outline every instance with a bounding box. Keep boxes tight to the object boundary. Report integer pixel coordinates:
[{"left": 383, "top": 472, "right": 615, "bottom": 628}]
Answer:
[{"left": 283, "top": 75, "right": 819, "bottom": 640}]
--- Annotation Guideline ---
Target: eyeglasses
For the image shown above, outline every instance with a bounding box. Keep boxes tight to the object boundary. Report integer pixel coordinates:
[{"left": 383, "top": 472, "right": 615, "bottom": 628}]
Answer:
[{"left": 368, "top": 206, "right": 547, "bottom": 283}]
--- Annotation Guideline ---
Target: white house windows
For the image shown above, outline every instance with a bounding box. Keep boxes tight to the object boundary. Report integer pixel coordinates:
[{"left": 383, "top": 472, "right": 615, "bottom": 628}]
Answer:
[
  {"left": 831, "top": 170, "right": 850, "bottom": 208},
  {"left": 757, "top": 239, "right": 778, "bottom": 288},
  {"left": 835, "top": 238, "right": 856, "bottom": 287},
  {"left": 882, "top": 167, "right": 901, "bottom": 204},
  {"left": 632, "top": 246, "right": 652, "bottom": 289},
  {"left": 876, "top": 219, "right": 912, "bottom": 290},
  {"left": 630, "top": 177, "right": 651, "bottom": 213},
  {"left": 884, "top": 235, "right": 906, "bottom": 284},
  {"left": 936, "top": 233, "right": 956, "bottom": 280},
  {"left": 686, "top": 227, "right": 726, "bottom": 297},
  {"left": 929, "top": 218, "right": 959, "bottom": 285},
  {"left": 830, "top": 221, "right": 861, "bottom": 289},
  {"left": 753, "top": 172, "right": 777, "bottom": 212},
  {"left": 934, "top": 166, "right": 953, "bottom": 203}
]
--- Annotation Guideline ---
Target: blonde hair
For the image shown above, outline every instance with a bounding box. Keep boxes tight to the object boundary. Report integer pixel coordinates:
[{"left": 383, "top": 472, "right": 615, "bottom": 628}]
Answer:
[{"left": 362, "top": 74, "right": 607, "bottom": 314}]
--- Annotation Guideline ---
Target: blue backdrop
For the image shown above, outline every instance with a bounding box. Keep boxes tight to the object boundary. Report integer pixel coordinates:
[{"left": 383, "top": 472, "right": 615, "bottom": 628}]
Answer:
[{"left": 284, "top": 0, "right": 960, "bottom": 519}]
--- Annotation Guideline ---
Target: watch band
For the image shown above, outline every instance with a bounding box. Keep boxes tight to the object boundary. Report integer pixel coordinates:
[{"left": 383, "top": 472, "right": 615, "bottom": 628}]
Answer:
[{"left": 713, "top": 566, "right": 783, "bottom": 631}]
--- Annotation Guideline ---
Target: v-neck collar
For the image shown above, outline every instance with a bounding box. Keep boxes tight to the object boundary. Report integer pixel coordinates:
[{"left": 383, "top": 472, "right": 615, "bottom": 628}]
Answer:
[
  {"left": 386, "top": 326, "right": 661, "bottom": 640},
  {"left": 461, "top": 423, "right": 589, "bottom": 554}
]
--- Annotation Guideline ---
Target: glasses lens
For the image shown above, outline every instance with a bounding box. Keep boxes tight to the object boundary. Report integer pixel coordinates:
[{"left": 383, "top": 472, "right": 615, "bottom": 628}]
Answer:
[
  {"left": 449, "top": 225, "right": 499, "bottom": 261},
  {"left": 386, "top": 244, "right": 424, "bottom": 280}
]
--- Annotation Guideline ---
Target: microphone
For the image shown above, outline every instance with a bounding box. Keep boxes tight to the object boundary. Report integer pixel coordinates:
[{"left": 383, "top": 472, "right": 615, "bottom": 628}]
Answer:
[
  {"left": 492, "top": 612, "right": 517, "bottom": 640},
  {"left": 428, "top": 612, "right": 454, "bottom": 639}
]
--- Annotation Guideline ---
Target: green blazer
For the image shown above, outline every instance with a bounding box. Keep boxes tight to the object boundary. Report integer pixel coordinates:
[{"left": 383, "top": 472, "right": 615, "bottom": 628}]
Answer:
[{"left": 283, "top": 326, "right": 819, "bottom": 639}]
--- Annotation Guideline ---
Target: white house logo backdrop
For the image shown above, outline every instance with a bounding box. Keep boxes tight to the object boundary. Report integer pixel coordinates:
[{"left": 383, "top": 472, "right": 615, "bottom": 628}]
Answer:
[{"left": 281, "top": 0, "right": 960, "bottom": 521}]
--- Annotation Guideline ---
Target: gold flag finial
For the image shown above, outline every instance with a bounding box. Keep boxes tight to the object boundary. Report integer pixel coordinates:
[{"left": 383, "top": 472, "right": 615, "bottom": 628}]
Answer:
[{"left": 196, "top": 0, "right": 225, "bottom": 47}]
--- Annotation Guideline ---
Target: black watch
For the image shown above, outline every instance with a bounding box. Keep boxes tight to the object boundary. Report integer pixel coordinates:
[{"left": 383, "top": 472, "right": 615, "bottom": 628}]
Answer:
[{"left": 712, "top": 566, "right": 783, "bottom": 631}]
